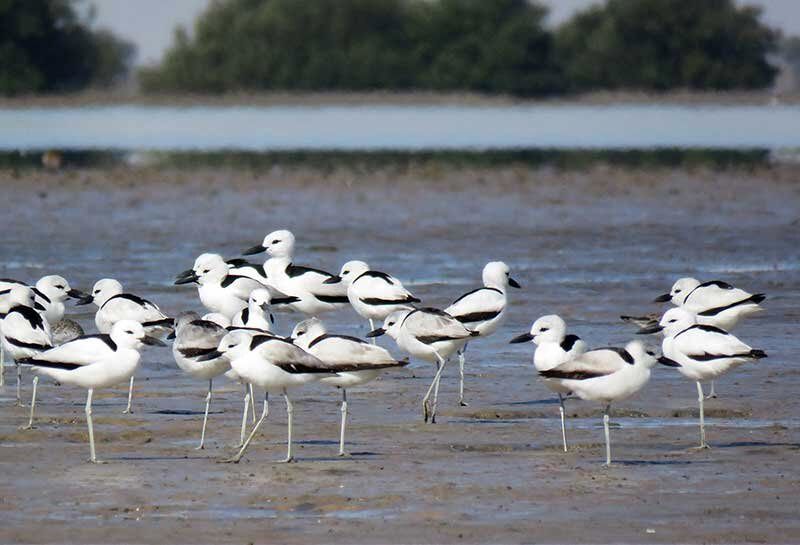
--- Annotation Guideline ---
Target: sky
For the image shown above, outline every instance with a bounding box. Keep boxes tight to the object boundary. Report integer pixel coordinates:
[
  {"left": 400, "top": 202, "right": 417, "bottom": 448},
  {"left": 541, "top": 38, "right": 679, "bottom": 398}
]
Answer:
[{"left": 90, "top": 0, "right": 800, "bottom": 65}]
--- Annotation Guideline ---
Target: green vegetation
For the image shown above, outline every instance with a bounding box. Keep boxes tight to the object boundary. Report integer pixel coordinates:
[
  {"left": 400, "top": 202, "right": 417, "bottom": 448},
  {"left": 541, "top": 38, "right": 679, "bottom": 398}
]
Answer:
[
  {"left": 556, "top": 0, "right": 779, "bottom": 92},
  {"left": 0, "top": 0, "right": 135, "bottom": 96},
  {"left": 141, "top": 0, "right": 779, "bottom": 96}
]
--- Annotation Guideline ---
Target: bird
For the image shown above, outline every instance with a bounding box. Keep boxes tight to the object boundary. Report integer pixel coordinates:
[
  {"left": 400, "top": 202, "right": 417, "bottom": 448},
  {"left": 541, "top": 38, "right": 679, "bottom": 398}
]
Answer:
[
  {"left": 619, "top": 313, "right": 660, "bottom": 331},
  {"left": 445, "top": 261, "right": 520, "bottom": 406},
  {"left": 19, "top": 320, "right": 165, "bottom": 463},
  {"left": 509, "top": 314, "right": 587, "bottom": 451},
  {"left": 655, "top": 307, "right": 767, "bottom": 449},
  {"left": 653, "top": 278, "right": 765, "bottom": 331},
  {"left": 242, "top": 229, "right": 349, "bottom": 316},
  {"left": 171, "top": 311, "right": 233, "bottom": 449},
  {"left": 174, "top": 253, "right": 264, "bottom": 319},
  {"left": 652, "top": 278, "right": 765, "bottom": 399},
  {"left": 0, "top": 286, "right": 53, "bottom": 406},
  {"left": 77, "top": 278, "right": 172, "bottom": 413},
  {"left": 29, "top": 275, "right": 88, "bottom": 325},
  {"left": 539, "top": 340, "right": 657, "bottom": 465},
  {"left": 332, "top": 260, "right": 420, "bottom": 334},
  {"left": 200, "top": 330, "right": 337, "bottom": 463},
  {"left": 368, "top": 307, "right": 477, "bottom": 423},
  {"left": 291, "top": 317, "right": 409, "bottom": 456},
  {"left": 231, "top": 288, "right": 299, "bottom": 332}
]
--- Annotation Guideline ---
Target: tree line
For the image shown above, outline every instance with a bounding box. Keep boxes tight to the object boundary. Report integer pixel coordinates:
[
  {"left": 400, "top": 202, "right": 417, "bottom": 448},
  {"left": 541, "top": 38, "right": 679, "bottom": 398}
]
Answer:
[{"left": 2, "top": 0, "right": 782, "bottom": 97}]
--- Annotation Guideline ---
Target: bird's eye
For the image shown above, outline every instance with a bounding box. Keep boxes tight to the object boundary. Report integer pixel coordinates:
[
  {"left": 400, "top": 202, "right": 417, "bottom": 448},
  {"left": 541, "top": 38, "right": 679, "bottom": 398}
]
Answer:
[
  {"left": 505, "top": 272, "right": 510, "bottom": 276},
  {"left": 343, "top": 270, "right": 349, "bottom": 275},
  {"left": 646, "top": 350, "right": 655, "bottom": 356},
  {"left": 93, "top": 289, "right": 100, "bottom": 294},
  {"left": 675, "top": 289, "right": 681, "bottom": 293},
  {"left": 297, "top": 330, "right": 304, "bottom": 336},
  {"left": 388, "top": 321, "right": 395, "bottom": 326},
  {"left": 668, "top": 319, "right": 677, "bottom": 323},
  {"left": 125, "top": 330, "right": 133, "bottom": 334},
  {"left": 55, "top": 285, "right": 64, "bottom": 289},
  {"left": 540, "top": 327, "right": 549, "bottom": 332},
  {"left": 272, "top": 239, "right": 280, "bottom": 245},
  {"left": 203, "top": 269, "right": 209, "bottom": 274}
]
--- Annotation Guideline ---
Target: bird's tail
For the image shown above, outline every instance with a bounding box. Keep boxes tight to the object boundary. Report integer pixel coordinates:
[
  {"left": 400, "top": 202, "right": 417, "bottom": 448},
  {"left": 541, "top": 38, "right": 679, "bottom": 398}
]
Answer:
[
  {"left": 749, "top": 349, "right": 768, "bottom": 359},
  {"left": 749, "top": 293, "right": 766, "bottom": 305}
]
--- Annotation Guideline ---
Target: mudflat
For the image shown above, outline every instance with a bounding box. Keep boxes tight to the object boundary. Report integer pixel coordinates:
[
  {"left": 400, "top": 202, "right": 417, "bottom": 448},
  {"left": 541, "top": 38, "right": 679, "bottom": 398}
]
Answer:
[{"left": 1, "top": 165, "right": 798, "bottom": 543}]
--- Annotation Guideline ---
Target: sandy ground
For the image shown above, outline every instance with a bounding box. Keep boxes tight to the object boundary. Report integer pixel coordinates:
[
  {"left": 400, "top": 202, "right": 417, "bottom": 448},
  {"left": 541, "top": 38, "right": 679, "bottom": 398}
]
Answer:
[{"left": 0, "top": 165, "right": 799, "bottom": 543}]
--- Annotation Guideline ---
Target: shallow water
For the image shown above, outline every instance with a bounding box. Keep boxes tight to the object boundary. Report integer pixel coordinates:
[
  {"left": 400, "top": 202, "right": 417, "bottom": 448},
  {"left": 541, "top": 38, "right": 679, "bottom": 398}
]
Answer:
[
  {"left": 0, "top": 166, "right": 798, "bottom": 543},
  {"left": 3, "top": 104, "right": 800, "bottom": 151}
]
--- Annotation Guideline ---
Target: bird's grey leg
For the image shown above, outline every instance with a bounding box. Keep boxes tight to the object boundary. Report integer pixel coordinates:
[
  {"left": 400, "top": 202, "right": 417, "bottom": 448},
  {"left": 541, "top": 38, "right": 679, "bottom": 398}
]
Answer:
[
  {"left": 282, "top": 391, "right": 295, "bottom": 463},
  {"left": 706, "top": 380, "right": 718, "bottom": 399},
  {"left": 21, "top": 376, "right": 38, "bottom": 430},
  {"left": 603, "top": 404, "right": 612, "bottom": 466},
  {"left": 422, "top": 353, "right": 448, "bottom": 424},
  {"left": 238, "top": 384, "right": 251, "bottom": 447},
  {"left": 368, "top": 319, "right": 375, "bottom": 345},
  {"left": 122, "top": 376, "right": 134, "bottom": 414},
  {"left": 86, "top": 388, "right": 104, "bottom": 464},
  {"left": 16, "top": 363, "right": 24, "bottom": 406},
  {"left": 0, "top": 343, "right": 5, "bottom": 387},
  {"left": 195, "top": 379, "right": 212, "bottom": 450},
  {"left": 339, "top": 388, "right": 348, "bottom": 456},
  {"left": 458, "top": 343, "right": 469, "bottom": 407},
  {"left": 222, "top": 391, "right": 269, "bottom": 463},
  {"left": 696, "top": 381, "right": 710, "bottom": 449},
  {"left": 249, "top": 383, "right": 256, "bottom": 422},
  {"left": 558, "top": 393, "right": 568, "bottom": 452}
]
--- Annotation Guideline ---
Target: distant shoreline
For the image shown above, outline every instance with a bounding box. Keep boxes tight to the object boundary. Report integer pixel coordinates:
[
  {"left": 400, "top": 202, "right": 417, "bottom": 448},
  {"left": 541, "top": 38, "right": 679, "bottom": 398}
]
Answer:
[{"left": 1, "top": 89, "right": 798, "bottom": 108}]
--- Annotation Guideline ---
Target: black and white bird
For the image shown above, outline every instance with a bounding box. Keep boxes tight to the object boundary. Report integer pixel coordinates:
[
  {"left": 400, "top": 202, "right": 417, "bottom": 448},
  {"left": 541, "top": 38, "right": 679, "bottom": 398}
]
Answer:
[
  {"left": 175, "top": 253, "right": 265, "bottom": 319},
  {"left": 78, "top": 278, "right": 172, "bottom": 413},
  {"left": 368, "top": 307, "right": 477, "bottom": 423},
  {"left": 510, "top": 314, "right": 587, "bottom": 452},
  {"left": 230, "top": 288, "right": 299, "bottom": 332},
  {"left": 538, "top": 340, "right": 657, "bottom": 465},
  {"left": 171, "top": 311, "right": 233, "bottom": 450},
  {"left": 654, "top": 277, "right": 765, "bottom": 331},
  {"left": 201, "top": 330, "right": 337, "bottom": 463},
  {"left": 291, "top": 317, "right": 409, "bottom": 456},
  {"left": 332, "top": 260, "right": 420, "bottom": 333},
  {"left": 1, "top": 278, "right": 52, "bottom": 388},
  {"left": 0, "top": 286, "right": 53, "bottom": 406},
  {"left": 655, "top": 307, "right": 767, "bottom": 449},
  {"left": 26, "top": 275, "right": 88, "bottom": 325},
  {"left": 445, "top": 261, "right": 520, "bottom": 406},
  {"left": 243, "top": 229, "right": 349, "bottom": 316},
  {"left": 20, "top": 320, "right": 164, "bottom": 463}
]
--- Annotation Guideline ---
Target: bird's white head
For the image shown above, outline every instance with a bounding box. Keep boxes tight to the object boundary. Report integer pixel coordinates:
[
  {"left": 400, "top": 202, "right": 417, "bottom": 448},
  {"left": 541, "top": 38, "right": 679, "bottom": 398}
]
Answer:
[
  {"left": 482, "top": 261, "right": 521, "bottom": 291},
  {"left": 8, "top": 285, "right": 36, "bottom": 307},
  {"left": 111, "top": 320, "right": 165, "bottom": 349},
  {"left": 511, "top": 314, "right": 567, "bottom": 345},
  {"left": 194, "top": 253, "right": 229, "bottom": 284},
  {"left": 86, "top": 278, "right": 123, "bottom": 307},
  {"left": 369, "top": 309, "right": 412, "bottom": 340},
  {"left": 248, "top": 288, "right": 272, "bottom": 311},
  {"left": 215, "top": 330, "right": 256, "bottom": 361},
  {"left": 291, "top": 317, "right": 327, "bottom": 348},
  {"left": 624, "top": 340, "right": 658, "bottom": 368},
  {"left": 35, "top": 275, "right": 78, "bottom": 303},
  {"left": 655, "top": 277, "right": 701, "bottom": 306},
  {"left": 338, "top": 260, "right": 370, "bottom": 286},
  {"left": 658, "top": 307, "right": 697, "bottom": 337},
  {"left": 242, "top": 229, "right": 296, "bottom": 259}
]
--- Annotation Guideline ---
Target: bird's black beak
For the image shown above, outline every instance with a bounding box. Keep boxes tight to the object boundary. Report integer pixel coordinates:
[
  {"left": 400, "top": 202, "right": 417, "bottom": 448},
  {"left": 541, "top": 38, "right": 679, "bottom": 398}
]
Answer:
[
  {"left": 166, "top": 330, "right": 176, "bottom": 340},
  {"left": 174, "top": 269, "right": 198, "bottom": 285},
  {"left": 67, "top": 288, "right": 89, "bottom": 299},
  {"left": 636, "top": 324, "right": 664, "bottom": 335},
  {"left": 322, "top": 275, "right": 341, "bottom": 285},
  {"left": 33, "top": 300, "right": 46, "bottom": 311},
  {"left": 142, "top": 336, "right": 167, "bottom": 347},
  {"left": 653, "top": 293, "right": 671, "bottom": 303},
  {"left": 75, "top": 293, "right": 94, "bottom": 306},
  {"left": 197, "top": 349, "right": 224, "bottom": 361},
  {"left": 658, "top": 356, "right": 681, "bottom": 367},
  {"left": 509, "top": 332, "right": 534, "bottom": 344},
  {"left": 366, "top": 327, "right": 385, "bottom": 338},
  {"left": 508, "top": 277, "right": 521, "bottom": 289},
  {"left": 242, "top": 244, "right": 266, "bottom": 256}
]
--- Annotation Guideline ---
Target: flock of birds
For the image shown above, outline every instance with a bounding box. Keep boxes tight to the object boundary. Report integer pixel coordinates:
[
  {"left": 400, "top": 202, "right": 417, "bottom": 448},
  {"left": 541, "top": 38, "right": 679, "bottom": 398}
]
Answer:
[{"left": 0, "top": 229, "right": 767, "bottom": 466}]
